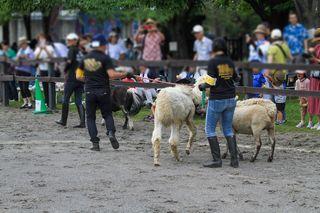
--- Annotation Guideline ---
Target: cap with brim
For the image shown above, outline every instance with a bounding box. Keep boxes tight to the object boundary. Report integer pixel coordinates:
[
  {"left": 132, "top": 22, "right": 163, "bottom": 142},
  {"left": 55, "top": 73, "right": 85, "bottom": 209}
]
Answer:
[
  {"left": 295, "top": 70, "right": 306, "bottom": 74},
  {"left": 108, "top": 31, "right": 117, "bottom": 37},
  {"left": 193, "top": 25, "right": 203, "bottom": 33},
  {"left": 66, "top": 33, "right": 79, "bottom": 40},
  {"left": 91, "top": 34, "right": 108, "bottom": 47}
]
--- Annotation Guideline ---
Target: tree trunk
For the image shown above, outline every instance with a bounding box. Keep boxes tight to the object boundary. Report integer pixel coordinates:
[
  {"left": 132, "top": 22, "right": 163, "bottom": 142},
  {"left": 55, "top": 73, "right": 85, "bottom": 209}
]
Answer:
[
  {"left": 3, "top": 22, "right": 9, "bottom": 42},
  {"left": 166, "top": 12, "right": 205, "bottom": 59},
  {"left": 41, "top": 6, "right": 61, "bottom": 40},
  {"left": 23, "top": 15, "right": 32, "bottom": 40},
  {"left": 294, "top": 0, "right": 320, "bottom": 28}
]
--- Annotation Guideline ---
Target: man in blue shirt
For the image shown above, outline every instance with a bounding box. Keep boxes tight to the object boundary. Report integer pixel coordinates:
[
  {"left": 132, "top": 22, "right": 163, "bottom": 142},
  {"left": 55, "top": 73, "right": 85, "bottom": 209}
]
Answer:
[{"left": 283, "top": 11, "right": 309, "bottom": 56}]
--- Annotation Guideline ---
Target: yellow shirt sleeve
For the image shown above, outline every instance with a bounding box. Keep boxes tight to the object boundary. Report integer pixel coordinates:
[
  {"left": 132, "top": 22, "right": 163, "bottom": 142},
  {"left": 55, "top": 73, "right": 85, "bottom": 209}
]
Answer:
[{"left": 76, "top": 68, "right": 84, "bottom": 79}]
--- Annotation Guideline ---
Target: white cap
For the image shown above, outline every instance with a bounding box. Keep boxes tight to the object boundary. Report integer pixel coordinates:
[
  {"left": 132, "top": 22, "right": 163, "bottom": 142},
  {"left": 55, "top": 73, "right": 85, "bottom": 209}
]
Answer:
[
  {"left": 66, "top": 33, "right": 79, "bottom": 40},
  {"left": 193, "top": 25, "right": 204, "bottom": 33},
  {"left": 271, "top": 29, "right": 282, "bottom": 39}
]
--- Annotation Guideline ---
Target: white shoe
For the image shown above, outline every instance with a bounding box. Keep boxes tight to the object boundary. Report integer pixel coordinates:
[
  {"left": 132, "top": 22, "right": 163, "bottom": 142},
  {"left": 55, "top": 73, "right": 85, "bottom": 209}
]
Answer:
[
  {"left": 311, "top": 123, "right": 320, "bottom": 130},
  {"left": 306, "top": 122, "right": 313, "bottom": 129},
  {"left": 296, "top": 121, "right": 305, "bottom": 128}
]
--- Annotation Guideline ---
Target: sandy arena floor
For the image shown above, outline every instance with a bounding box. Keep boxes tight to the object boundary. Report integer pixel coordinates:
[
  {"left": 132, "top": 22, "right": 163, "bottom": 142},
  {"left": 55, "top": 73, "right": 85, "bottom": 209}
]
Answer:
[{"left": 0, "top": 107, "right": 320, "bottom": 213}]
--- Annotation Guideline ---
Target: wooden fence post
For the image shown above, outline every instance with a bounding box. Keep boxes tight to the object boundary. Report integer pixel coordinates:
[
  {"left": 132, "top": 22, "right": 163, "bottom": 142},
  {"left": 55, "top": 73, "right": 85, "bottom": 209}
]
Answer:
[
  {"left": 48, "top": 62, "right": 56, "bottom": 110},
  {"left": 0, "top": 62, "right": 9, "bottom": 106},
  {"left": 242, "top": 68, "right": 253, "bottom": 87}
]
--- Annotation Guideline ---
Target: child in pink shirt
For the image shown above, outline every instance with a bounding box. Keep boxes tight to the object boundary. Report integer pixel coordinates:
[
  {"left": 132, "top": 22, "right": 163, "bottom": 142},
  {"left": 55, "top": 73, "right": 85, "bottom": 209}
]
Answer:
[{"left": 295, "top": 70, "right": 311, "bottom": 128}]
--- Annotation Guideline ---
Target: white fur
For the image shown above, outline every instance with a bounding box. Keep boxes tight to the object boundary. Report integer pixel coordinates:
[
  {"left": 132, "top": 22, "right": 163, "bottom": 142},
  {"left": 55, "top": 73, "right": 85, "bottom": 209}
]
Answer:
[{"left": 151, "top": 85, "right": 201, "bottom": 166}]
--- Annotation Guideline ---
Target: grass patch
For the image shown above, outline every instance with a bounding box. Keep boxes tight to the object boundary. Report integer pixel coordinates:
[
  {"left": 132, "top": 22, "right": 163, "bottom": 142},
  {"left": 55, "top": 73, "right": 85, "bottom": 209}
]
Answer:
[{"left": 7, "top": 93, "right": 319, "bottom": 135}]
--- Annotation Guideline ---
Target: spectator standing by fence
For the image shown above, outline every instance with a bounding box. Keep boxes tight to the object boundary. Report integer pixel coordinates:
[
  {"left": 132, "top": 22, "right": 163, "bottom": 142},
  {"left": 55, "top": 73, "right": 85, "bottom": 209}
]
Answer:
[
  {"left": 34, "top": 33, "right": 56, "bottom": 107},
  {"left": 193, "top": 25, "right": 213, "bottom": 77},
  {"left": 265, "top": 29, "right": 292, "bottom": 125},
  {"left": 1, "top": 41, "right": 18, "bottom": 101},
  {"left": 15, "top": 37, "right": 35, "bottom": 109},
  {"left": 308, "top": 28, "right": 320, "bottom": 130},
  {"left": 247, "top": 24, "right": 271, "bottom": 99},
  {"left": 134, "top": 18, "right": 165, "bottom": 61},
  {"left": 106, "top": 32, "right": 126, "bottom": 60},
  {"left": 295, "top": 70, "right": 311, "bottom": 128},
  {"left": 56, "top": 33, "right": 85, "bottom": 128},
  {"left": 283, "top": 11, "right": 309, "bottom": 57}
]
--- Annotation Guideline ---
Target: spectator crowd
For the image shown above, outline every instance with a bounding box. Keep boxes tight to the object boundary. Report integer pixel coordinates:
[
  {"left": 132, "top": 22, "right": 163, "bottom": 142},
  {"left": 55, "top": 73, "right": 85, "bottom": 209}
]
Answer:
[{"left": 0, "top": 12, "right": 320, "bottom": 130}]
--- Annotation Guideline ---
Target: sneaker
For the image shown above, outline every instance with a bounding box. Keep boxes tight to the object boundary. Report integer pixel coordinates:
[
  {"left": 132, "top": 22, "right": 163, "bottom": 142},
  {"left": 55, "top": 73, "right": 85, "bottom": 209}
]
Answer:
[
  {"left": 296, "top": 121, "right": 305, "bottom": 128},
  {"left": 27, "top": 104, "right": 33, "bottom": 109},
  {"left": 311, "top": 123, "right": 320, "bottom": 130},
  {"left": 307, "top": 122, "right": 313, "bottom": 129}
]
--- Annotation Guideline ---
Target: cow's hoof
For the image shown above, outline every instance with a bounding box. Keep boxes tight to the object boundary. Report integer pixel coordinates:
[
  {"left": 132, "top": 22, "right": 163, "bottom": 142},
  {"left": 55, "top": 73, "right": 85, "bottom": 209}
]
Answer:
[
  {"left": 267, "top": 157, "right": 273, "bottom": 162},
  {"left": 154, "top": 160, "right": 160, "bottom": 166},
  {"left": 221, "top": 153, "right": 227, "bottom": 159},
  {"left": 249, "top": 157, "right": 256, "bottom": 162},
  {"left": 239, "top": 153, "right": 244, "bottom": 161},
  {"left": 185, "top": 149, "right": 190, "bottom": 155}
]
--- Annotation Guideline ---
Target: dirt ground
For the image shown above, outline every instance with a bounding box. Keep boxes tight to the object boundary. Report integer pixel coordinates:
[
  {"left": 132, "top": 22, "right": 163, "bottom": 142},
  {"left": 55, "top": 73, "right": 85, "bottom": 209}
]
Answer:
[{"left": 0, "top": 107, "right": 320, "bottom": 213}]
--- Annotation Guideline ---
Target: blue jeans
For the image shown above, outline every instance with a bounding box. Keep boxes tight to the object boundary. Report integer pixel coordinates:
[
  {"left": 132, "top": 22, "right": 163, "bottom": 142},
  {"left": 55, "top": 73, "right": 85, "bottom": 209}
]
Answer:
[{"left": 205, "top": 98, "right": 236, "bottom": 138}]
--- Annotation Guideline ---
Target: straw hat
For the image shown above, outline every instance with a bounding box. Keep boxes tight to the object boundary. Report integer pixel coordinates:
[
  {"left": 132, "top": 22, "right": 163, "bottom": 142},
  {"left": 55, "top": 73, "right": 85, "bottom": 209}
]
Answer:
[
  {"left": 18, "top": 36, "right": 29, "bottom": 45},
  {"left": 253, "top": 24, "right": 267, "bottom": 34},
  {"left": 272, "top": 70, "right": 287, "bottom": 87},
  {"left": 145, "top": 18, "right": 156, "bottom": 25}
]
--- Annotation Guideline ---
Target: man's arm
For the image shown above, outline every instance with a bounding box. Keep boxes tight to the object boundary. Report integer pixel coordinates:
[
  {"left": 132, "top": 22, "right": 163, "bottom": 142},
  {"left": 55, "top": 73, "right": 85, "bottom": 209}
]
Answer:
[{"left": 107, "top": 68, "right": 127, "bottom": 80}]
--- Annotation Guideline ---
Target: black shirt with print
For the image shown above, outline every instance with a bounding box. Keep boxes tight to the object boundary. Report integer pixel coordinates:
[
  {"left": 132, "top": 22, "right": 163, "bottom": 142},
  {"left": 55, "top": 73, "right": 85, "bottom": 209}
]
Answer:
[
  {"left": 79, "top": 50, "right": 114, "bottom": 92},
  {"left": 65, "top": 45, "right": 83, "bottom": 83},
  {"left": 207, "top": 55, "right": 239, "bottom": 100}
]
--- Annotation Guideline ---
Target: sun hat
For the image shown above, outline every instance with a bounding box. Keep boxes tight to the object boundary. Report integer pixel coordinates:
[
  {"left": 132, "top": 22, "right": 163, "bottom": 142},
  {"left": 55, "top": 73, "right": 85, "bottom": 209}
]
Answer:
[
  {"left": 253, "top": 24, "right": 267, "bottom": 34},
  {"left": 66, "top": 33, "right": 79, "bottom": 40},
  {"left": 18, "top": 36, "right": 29, "bottom": 45},
  {"left": 271, "top": 29, "right": 282, "bottom": 39},
  {"left": 193, "top": 25, "right": 204, "bottom": 33},
  {"left": 145, "top": 18, "right": 156, "bottom": 25}
]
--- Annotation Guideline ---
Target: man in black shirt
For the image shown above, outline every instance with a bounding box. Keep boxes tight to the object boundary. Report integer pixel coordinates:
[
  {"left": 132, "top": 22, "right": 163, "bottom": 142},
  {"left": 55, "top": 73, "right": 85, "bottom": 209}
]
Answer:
[
  {"left": 76, "top": 34, "right": 127, "bottom": 151},
  {"left": 56, "top": 33, "right": 85, "bottom": 128}
]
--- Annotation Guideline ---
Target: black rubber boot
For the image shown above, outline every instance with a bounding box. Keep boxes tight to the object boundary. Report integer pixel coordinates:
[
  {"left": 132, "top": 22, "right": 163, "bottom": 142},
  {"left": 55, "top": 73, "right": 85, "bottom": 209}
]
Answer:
[
  {"left": 55, "top": 103, "right": 69, "bottom": 126},
  {"left": 226, "top": 136, "right": 239, "bottom": 168},
  {"left": 108, "top": 131, "right": 119, "bottom": 150},
  {"left": 90, "top": 137, "right": 100, "bottom": 151},
  {"left": 203, "top": 137, "right": 222, "bottom": 168},
  {"left": 74, "top": 104, "right": 86, "bottom": 128}
]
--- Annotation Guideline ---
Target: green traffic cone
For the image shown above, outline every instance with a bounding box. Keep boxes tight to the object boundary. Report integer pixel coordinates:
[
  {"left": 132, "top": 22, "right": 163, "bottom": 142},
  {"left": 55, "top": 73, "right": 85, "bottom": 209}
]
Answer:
[{"left": 33, "top": 79, "right": 48, "bottom": 114}]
